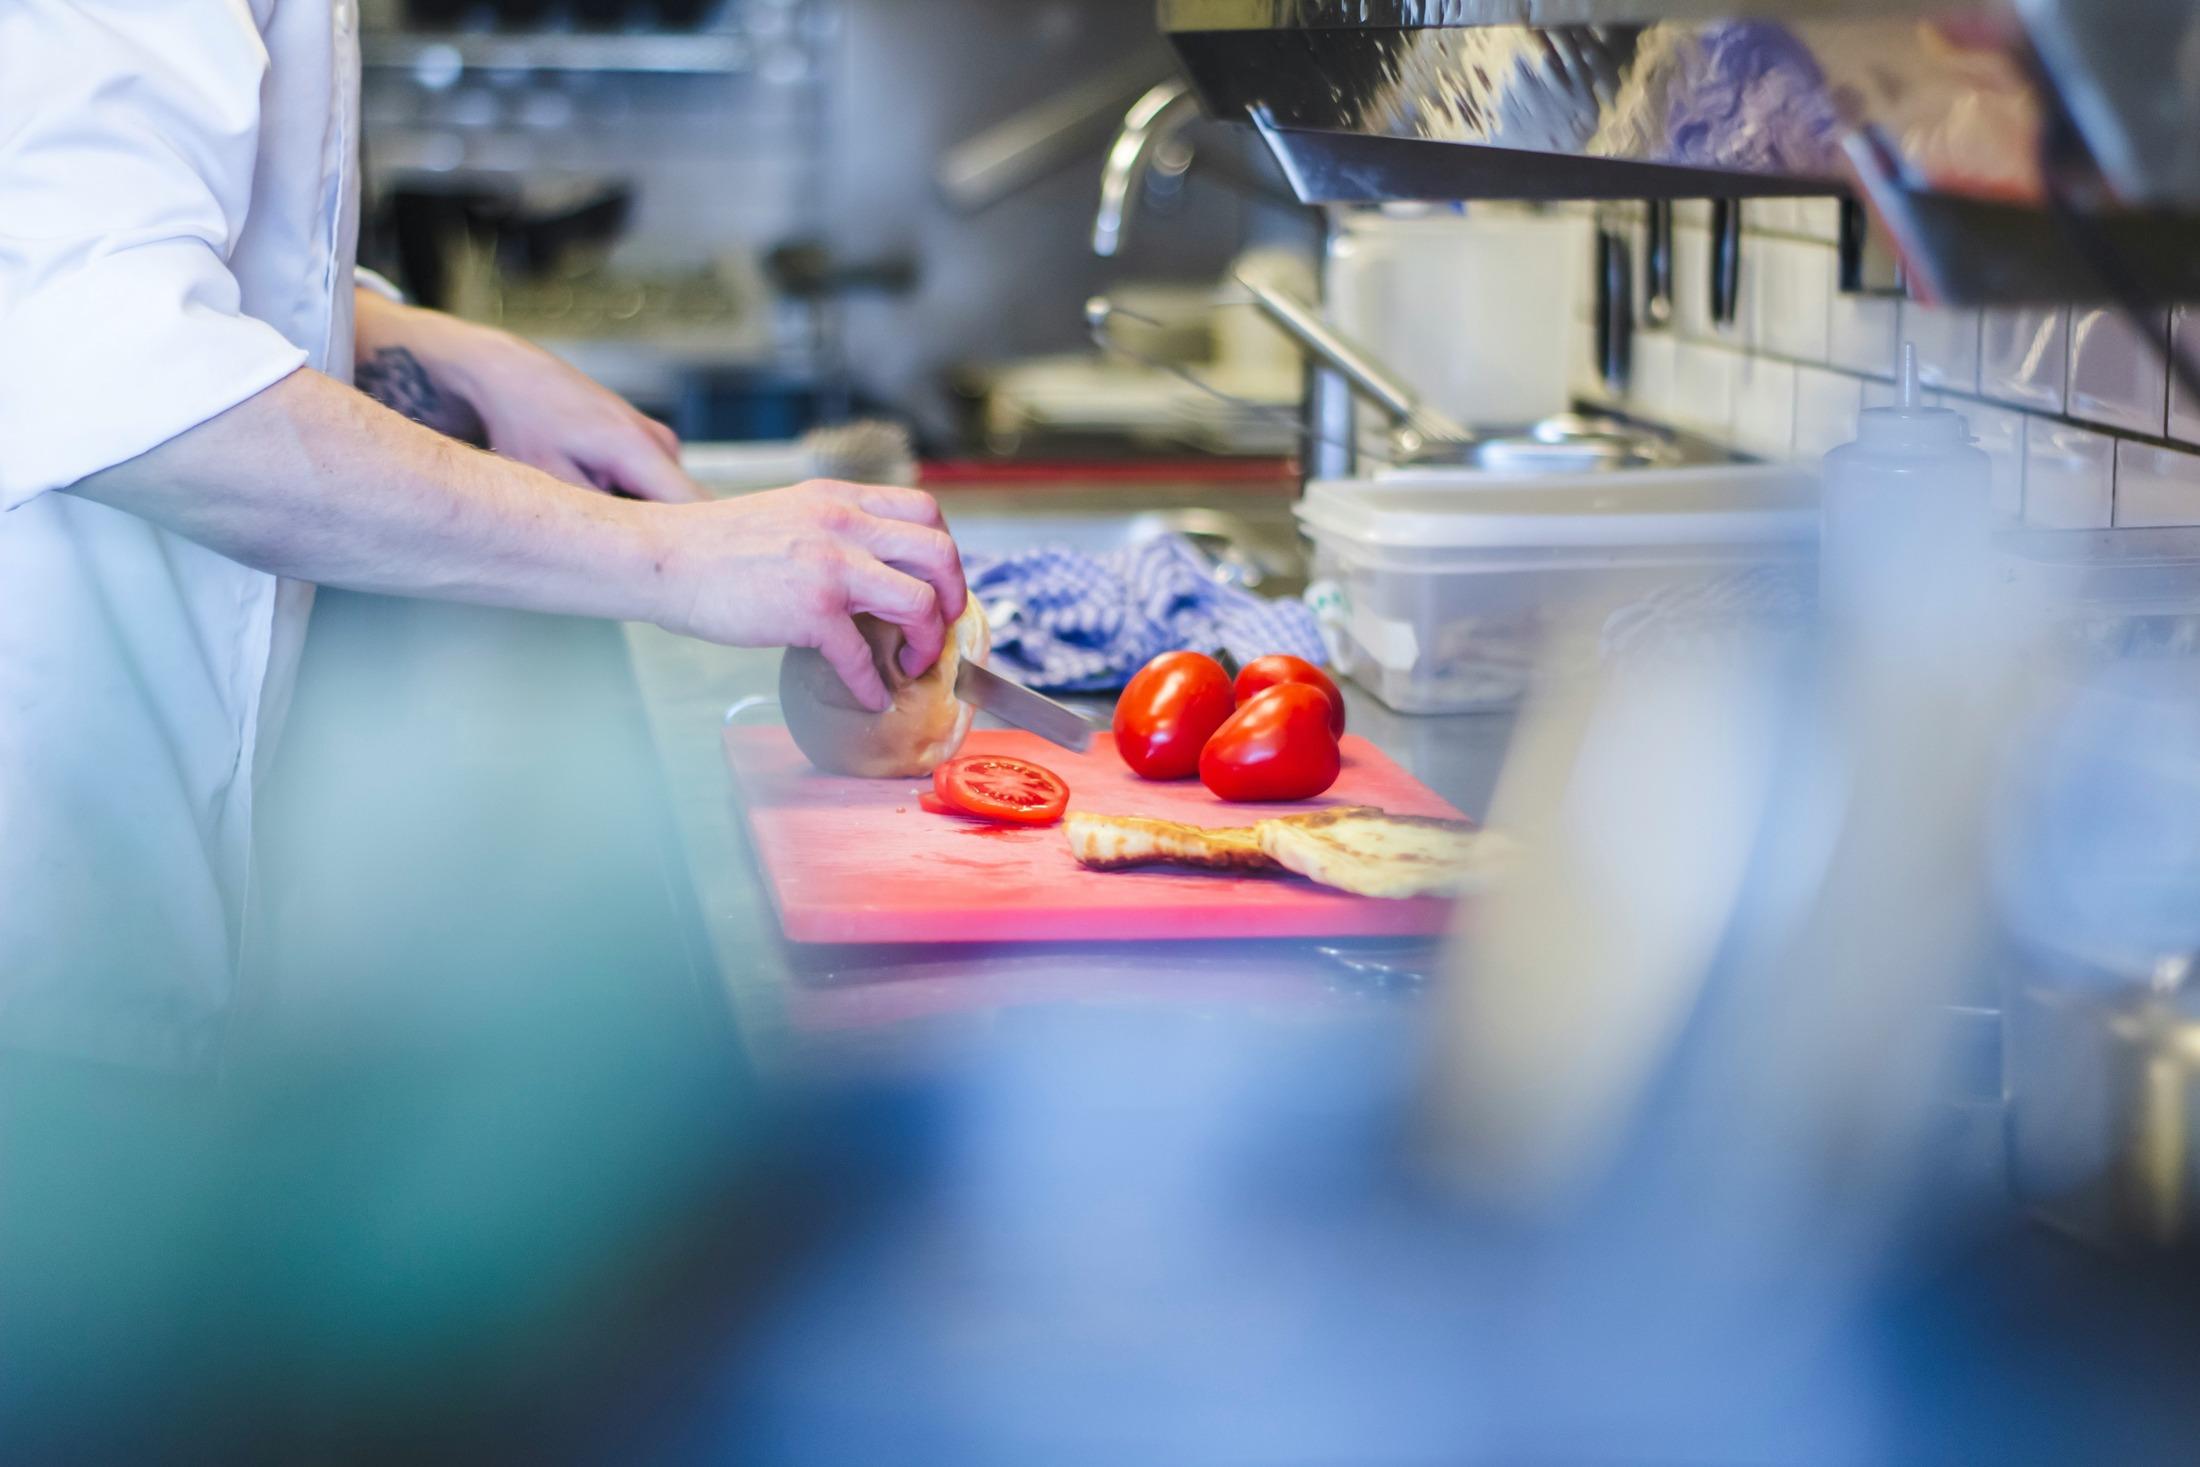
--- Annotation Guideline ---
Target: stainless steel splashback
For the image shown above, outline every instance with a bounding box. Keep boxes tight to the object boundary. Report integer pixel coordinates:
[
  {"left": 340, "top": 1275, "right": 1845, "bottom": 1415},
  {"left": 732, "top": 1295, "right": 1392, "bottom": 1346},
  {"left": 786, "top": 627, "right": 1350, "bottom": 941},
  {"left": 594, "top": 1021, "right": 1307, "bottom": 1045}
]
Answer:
[{"left": 1160, "top": 0, "right": 2200, "bottom": 305}]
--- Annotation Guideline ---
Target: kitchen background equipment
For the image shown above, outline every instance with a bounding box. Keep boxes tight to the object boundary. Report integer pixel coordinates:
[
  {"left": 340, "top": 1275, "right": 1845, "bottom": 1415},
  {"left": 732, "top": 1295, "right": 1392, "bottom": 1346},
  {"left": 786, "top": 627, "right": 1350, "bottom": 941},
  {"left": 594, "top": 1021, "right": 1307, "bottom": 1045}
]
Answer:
[
  {"left": 722, "top": 727, "right": 1470, "bottom": 945},
  {"left": 1320, "top": 208, "right": 1583, "bottom": 442},
  {"left": 935, "top": 51, "right": 1178, "bottom": 215},
  {"left": 2004, "top": 955, "right": 2200, "bottom": 1251},
  {"left": 679, "top": 419, "right": 919, "bottom": 491},
  {"left": 1997, "top": 660, "right": 2200, "bottom": 1251},
  {"left": 1154, "top": 236, "right": 1722, "bottom": 479},
  {"left": 384, "top": 177, "right": 639, "bottom": 317},
  {"left": 1230, "top": 268, "right": 1472, "bottom": 460},
  {"left": 362, "top": 0, "right": 1268, "bottom": 453},
  {"left": 1092, "top": 78, "right": 1204, "bottom": 259},
  {"left": 1084, "top": 263, "right": 1689, "bottom": 475},
  {"left": 983, "top": 250, "right": 1311, "bottom": 458}
]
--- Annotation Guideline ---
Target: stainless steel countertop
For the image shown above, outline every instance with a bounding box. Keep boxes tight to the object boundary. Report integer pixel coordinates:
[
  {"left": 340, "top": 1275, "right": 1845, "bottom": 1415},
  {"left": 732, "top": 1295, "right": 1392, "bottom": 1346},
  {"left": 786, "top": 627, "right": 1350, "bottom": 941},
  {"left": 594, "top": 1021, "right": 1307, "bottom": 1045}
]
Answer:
[{"left": 622, "top": 482, "right": 1518, "bottom": 1074}]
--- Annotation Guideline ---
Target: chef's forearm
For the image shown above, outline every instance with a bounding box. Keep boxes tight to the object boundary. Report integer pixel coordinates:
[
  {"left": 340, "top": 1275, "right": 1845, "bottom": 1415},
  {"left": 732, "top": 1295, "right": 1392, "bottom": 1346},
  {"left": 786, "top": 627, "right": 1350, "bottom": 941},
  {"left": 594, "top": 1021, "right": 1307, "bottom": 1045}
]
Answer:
[
  {"left": 352, "top": 288, "right": 489, "bottom": 442},
  {"left": 69, "top": 366, "right": 672, "bottom": 624}
]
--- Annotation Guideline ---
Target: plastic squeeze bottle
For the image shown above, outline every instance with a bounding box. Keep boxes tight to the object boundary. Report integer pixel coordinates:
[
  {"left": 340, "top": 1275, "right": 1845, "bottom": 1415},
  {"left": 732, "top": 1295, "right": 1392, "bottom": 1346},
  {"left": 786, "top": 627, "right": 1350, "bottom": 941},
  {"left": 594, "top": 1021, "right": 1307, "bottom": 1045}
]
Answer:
[{"left": 1818, "top": 342, "right": 1993, "bottom": 641}]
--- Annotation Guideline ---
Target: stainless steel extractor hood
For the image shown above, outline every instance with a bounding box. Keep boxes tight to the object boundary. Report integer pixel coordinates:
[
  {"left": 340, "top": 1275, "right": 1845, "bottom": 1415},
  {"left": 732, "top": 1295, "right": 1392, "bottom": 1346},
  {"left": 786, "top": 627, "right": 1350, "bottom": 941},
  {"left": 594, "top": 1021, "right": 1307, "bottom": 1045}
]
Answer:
[{"left": 1159, "top": 0, "right": 2200, "bottom": 305}]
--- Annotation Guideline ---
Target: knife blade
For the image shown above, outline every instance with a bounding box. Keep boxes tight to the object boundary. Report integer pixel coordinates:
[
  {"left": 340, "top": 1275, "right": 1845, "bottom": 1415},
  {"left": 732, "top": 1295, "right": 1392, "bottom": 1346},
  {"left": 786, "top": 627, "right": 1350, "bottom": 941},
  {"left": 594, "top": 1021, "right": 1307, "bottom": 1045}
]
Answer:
[{"left": 954, "top": 661, "right": 1099, "bottom": 753}]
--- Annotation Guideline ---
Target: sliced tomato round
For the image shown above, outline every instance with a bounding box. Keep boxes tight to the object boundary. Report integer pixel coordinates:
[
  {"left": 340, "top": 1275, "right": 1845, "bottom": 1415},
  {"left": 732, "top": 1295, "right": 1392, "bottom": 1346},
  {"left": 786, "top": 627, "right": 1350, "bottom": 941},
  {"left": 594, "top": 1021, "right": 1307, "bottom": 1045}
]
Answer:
[{"left": 932, "top": 755, "right": 1070, "bottom": 826}]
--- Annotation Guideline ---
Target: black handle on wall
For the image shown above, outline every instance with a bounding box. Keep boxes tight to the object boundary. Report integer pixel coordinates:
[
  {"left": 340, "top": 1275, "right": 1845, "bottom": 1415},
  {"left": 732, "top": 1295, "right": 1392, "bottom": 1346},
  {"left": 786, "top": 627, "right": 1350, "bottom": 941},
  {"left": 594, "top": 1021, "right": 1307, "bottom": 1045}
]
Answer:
[
  {"left": 1597, "top": 227, "right": 1635, "bottom": 392},
  {"left": 1710, "top": 198, "right": 1743, "bottom": 326},
  {"left": 1643, "top": 199, "right": 1674, "bottom": 328},
  {"left": 1837, "top": 196, "right": 1903, "bottom": 296}
]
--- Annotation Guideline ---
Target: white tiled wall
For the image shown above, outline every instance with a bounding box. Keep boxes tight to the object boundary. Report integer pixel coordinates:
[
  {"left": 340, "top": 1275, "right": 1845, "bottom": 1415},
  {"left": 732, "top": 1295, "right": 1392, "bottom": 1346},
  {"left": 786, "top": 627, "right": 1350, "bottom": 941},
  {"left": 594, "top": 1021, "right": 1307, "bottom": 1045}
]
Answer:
[
  {"left": 1792, "top": 367, "right": 1862, "bottom": 461},
  {"left": 1980, "top": 307, "right": 2068, "bottom": 414},
  {"left": 2117, "top": 441, "right": 2200, "bottom": 527},
  {"left": 1958, "top": 398, "right": 2029, "bottom": 517},
  {"left": 1671, "top": 342, "right": 1739, "bottom": 438},
  {"left": 1730, "top": 356, "right": 1797, "bottom": 459},
  {"left": 2023, "top": 420, "right": 2117, "bottom": 529},
  {"left": 2068, "top": 307, "right": 2170, "bottom": 436},
  {"left": 1902, "top": 303, "right": 1981, "bottom": 394},
  {"left": 2174, "top": 308, "right": 2200, "bottom": 444},
  {"left": 1573, "top": 201, "right": 2200, "bottom": 530},
  {"left": 1756, "top": 239, "right": 1832, "bottom": 362}
]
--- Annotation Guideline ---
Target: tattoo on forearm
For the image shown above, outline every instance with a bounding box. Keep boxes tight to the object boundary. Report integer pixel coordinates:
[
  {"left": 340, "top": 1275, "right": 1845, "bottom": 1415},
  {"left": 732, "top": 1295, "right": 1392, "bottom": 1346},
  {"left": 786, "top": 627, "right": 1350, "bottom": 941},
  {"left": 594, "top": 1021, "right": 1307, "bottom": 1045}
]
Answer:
[{"left": 355, "top": 347, "right": 487, "bottom": 445}]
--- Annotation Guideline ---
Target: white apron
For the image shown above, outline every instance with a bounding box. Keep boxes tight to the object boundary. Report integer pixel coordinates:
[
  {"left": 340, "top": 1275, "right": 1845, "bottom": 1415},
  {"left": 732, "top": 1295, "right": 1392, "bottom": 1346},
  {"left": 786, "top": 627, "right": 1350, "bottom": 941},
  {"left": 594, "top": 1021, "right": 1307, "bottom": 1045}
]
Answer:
[{"left": 0, "top": 0, "right": 363, "bottom": 1070}]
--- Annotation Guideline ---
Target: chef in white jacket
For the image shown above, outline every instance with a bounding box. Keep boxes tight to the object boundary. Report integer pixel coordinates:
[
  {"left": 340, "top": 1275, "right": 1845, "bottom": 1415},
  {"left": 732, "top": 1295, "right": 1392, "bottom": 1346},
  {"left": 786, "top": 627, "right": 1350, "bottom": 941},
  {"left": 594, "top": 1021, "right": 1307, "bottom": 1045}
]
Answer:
[{"left": 0, "top": 0, "right": 964, "bottom": 1072}]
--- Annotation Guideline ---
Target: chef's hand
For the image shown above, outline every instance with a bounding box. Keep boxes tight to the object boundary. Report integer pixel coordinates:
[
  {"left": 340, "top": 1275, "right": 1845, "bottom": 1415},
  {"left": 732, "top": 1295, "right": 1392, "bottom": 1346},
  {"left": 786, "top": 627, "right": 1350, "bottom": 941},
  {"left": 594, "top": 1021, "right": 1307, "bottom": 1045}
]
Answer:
[
  {"left": 353, "top": 289, "right": 702, "bottom": 504},
  {"left": 649, "top": 479, "right": 968, "bottom": 710}
]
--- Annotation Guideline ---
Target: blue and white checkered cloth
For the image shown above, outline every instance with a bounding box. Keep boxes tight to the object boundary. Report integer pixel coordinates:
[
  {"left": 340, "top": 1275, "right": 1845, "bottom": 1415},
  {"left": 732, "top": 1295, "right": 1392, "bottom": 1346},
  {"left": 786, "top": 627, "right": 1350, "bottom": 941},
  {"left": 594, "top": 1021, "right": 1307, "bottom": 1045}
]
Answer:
[{"left": 965, "top": 534, "right": 1328, "bottom": 692}]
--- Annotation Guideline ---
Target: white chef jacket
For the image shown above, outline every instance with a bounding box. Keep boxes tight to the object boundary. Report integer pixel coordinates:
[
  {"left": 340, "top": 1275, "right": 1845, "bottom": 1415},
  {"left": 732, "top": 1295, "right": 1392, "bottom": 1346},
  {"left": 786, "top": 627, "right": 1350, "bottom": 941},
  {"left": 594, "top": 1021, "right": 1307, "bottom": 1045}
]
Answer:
[{"left": 0, "top": 0, "right": 364, "bottom": 1071}]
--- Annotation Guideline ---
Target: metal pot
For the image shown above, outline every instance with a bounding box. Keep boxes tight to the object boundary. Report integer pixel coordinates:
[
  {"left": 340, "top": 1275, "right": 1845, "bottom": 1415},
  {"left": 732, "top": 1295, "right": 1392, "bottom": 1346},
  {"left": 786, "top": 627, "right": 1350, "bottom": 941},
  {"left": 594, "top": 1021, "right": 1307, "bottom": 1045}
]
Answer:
[
  {"left": 2006, "top": 953, "right": 2200, "bottom": 1250},
  {"left": 1994, "top": 662, "right": 2200, "bottom": 1251}
]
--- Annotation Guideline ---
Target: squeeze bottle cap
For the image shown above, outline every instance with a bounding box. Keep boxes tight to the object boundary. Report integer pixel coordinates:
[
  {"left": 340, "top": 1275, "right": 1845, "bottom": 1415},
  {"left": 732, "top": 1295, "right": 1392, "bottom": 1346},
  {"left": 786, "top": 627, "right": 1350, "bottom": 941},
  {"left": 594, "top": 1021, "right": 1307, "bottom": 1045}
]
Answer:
[{"left": 1853, "top": 338, "right": 1972, "bottom": 448}]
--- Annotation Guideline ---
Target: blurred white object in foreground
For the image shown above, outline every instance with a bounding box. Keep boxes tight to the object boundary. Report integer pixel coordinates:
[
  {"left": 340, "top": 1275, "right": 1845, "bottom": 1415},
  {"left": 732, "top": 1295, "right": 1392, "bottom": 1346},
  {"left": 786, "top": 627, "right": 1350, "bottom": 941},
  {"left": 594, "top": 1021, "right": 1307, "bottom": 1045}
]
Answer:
[{"left": 1424, "top": 351, "right": 2041, "bottom": 1286}]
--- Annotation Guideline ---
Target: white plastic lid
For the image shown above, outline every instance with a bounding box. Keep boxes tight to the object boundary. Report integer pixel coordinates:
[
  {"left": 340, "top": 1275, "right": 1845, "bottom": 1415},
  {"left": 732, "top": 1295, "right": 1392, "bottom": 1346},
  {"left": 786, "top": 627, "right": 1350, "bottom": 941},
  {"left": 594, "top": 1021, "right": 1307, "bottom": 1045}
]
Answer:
[{"left": 1296, "top": 463, "right": 1819, "bottom": 551}]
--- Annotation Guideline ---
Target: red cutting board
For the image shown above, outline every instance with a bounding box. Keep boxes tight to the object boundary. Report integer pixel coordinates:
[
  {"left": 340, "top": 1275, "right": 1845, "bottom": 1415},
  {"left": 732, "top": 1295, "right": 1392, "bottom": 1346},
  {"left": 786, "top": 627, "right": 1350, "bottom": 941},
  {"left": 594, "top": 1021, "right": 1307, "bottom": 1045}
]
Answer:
[{"left": 722, "top": 726, "right": 1468, "bottom": 945}]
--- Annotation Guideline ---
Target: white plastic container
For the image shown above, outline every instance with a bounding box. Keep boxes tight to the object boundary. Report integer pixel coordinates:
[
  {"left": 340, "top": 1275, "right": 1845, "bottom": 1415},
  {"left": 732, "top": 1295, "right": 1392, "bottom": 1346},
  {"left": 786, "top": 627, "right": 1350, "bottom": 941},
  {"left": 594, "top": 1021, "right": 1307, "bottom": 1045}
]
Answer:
[
  {"left": 1298, "top": 465, "right": 1818, "bottom": 713},
  {"left": 1991, "top": 525, "right": 2200, "bottom": 662}
]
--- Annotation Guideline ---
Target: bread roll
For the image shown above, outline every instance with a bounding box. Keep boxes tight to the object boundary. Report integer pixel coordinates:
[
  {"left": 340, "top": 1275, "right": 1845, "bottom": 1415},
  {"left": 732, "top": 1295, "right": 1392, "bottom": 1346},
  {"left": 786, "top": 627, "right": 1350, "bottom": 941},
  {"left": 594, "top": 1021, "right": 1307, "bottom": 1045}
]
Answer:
[{"left": 779, "top": 601, "right": 990, "bottom": 777}]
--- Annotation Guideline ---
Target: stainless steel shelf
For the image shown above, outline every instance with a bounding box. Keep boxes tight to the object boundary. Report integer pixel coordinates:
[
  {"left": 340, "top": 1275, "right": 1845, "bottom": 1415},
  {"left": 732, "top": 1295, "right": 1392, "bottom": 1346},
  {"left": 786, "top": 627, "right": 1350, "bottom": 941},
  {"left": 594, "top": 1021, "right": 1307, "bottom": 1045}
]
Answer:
[
  {"left": 361, "top": 30, "right": 751, "bottom": 76},
  {"left": 1158, "top": 0, "right": 1960, "bottom": 25}
]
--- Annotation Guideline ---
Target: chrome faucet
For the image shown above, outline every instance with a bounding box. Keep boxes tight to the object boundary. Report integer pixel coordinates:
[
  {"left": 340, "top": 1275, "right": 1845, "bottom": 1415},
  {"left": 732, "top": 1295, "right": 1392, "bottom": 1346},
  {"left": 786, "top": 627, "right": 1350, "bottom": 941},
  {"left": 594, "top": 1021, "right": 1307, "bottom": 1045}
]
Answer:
[{"left": 1092, "top": 78, "right": 1202, "bottom": 258}]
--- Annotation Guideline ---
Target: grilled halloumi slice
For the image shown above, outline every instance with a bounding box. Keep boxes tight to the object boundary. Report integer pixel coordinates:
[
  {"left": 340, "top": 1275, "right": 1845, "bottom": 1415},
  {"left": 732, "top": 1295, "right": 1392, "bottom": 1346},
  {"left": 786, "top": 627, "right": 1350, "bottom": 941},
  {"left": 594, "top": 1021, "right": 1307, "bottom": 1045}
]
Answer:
[
  {"left": 1253, "top": 808, "right": 1516, "bottom": 900},
  {"left": 1063, "top": 811, "right": 1276, "bottom": 872},
  {"left": 1064, "top": 808, "right": 1384, "bottom": 874}
]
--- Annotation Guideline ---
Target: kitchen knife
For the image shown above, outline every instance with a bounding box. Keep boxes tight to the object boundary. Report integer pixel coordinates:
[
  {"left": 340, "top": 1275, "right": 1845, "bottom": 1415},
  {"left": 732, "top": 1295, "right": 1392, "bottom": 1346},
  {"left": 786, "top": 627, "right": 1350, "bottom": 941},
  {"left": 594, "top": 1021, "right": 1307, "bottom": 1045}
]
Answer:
[{"left": 955, "top": 661, "right": 1099, "bottom": 753}]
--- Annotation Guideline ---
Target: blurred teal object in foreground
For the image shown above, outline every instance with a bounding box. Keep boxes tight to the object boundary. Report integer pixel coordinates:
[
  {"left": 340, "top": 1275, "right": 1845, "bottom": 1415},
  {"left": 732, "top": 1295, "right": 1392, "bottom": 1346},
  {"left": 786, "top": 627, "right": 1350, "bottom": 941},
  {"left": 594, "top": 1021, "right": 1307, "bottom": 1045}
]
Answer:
[{"left": 0, "top": 588, "right": 765, "bottom": 1459}]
